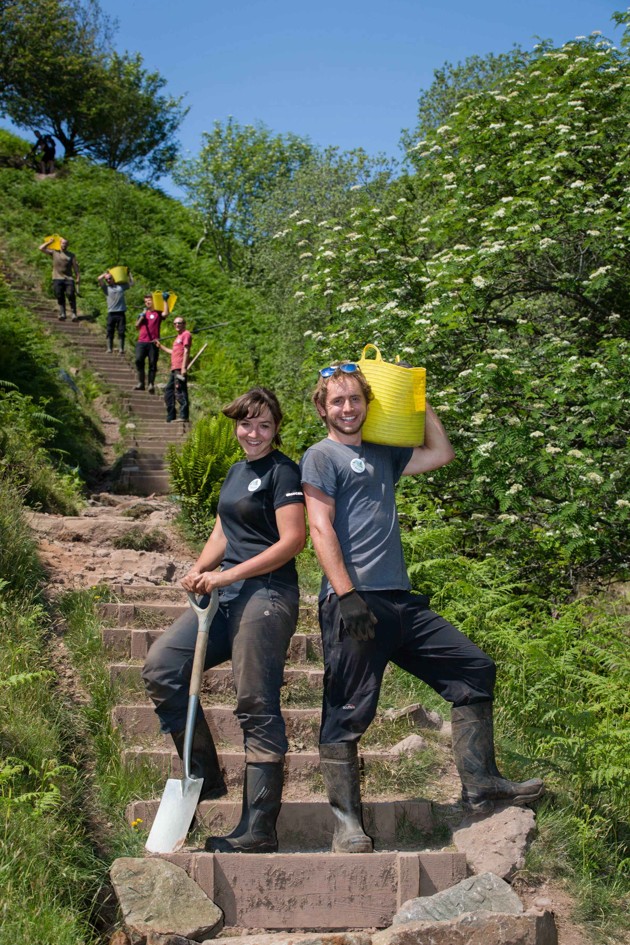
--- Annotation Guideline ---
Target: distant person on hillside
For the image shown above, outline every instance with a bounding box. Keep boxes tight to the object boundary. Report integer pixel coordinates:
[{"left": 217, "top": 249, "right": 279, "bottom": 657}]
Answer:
[
  {"left": 97, "top": 269, "right": 134, "bottom": 354},
  {"left": 134, "top": 292, "right": 170, "bottom": 392},
  {"left": 157, "top": 316, "right": 192, "bottom": 422},
  {"left": 143, "top": 387, "right": 306, "bottom": 853},
  {"left": 39, "top": 236, "right": 80, "bottom": 321},
  {"left": 31, "top": 131, "right": 56, "bottom": 174}
]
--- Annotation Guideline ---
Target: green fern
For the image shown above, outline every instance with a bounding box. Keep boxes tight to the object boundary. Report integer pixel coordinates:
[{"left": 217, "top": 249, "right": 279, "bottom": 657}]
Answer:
[{"left": 166, "top": 413, "right": 241, "bottom": 538}]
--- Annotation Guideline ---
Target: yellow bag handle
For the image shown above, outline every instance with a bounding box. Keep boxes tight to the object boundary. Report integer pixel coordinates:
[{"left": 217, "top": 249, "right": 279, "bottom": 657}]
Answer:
[{"left": 360, "top": 343, "right": 383, "bottom": 363}]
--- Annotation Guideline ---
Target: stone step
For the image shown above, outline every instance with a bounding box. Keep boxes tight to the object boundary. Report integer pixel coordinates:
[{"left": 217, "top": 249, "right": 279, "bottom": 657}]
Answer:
[
  {"left": 126, "top": 798, "right": 433, "bottom": 851},
  {"left": 161, "top": 850, "right": 467, "bottom": 929},
  {"left": 118, "top": 472, "right": 170, "bottom": 496},
  {"left": 108, "top": 583, "right": 192, "bottom": 601},
  {"left": 123, "top": 747, "right": 375, "bottom": 786},
  {"left": 103, "top": 627, "right": 321, "bottom": 663},
  {"left": 113, "top": 704, "right": 320, "bottom": 746},
  {"left": 110, "top": 662, "right": 324, "bottom": 693}
]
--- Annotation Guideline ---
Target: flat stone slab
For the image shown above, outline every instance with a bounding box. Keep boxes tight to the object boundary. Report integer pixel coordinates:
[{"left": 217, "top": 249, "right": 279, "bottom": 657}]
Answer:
[
  {"left": 103, "top": 626, "right": 320, "bottom": 662},
  {"left": 127, "top": 798, "right": 433, "bottom": 850},
  {"left": 201, "top": 935, "right": 372, "bottom": 945},
  {"left": 110, "top": 856, "right": 223, "bottom": 941},
  {"left": 394, "top": 872, "right": 523, "bottom": 923},
  {"left": 162, "top": 851, "right": 467, "bottom": 930},
  {"left": 372, "top": 908, "right": 558, "bottom": 945}
]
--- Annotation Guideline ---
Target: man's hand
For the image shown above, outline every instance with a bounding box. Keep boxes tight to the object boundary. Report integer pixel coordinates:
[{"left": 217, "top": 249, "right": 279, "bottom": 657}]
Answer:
[{"left": 338, "top": 589, "right": 377, "bottom": 641}]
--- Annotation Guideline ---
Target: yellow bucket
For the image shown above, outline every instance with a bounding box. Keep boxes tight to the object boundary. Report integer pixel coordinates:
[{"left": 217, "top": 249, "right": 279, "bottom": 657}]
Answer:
[
  {"left": 152, "top": 291, "right": 177, "bottom": 312},
  {"left": 109, "top": 265, "right": 129, "bottom": 284},
  {"left": 359, "top": 343, "right": 426, "bottom": 447},
  {"left": 44, "top": 233, "right": 63, "bottom": 251}
]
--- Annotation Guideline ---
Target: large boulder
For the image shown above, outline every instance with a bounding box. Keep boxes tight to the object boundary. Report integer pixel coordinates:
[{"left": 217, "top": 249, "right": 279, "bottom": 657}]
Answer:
[
  {"left": 451, "top": 805, "right": 537, "bottom": 880},
  {"left": 110, "top": 857, "right": 223, "bottom": 943},
  {"left": 394, "top": 872, "right": 523, "bottom": 924}
]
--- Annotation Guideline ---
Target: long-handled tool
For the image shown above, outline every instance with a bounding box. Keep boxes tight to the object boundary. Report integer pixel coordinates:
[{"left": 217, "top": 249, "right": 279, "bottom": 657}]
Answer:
[{"left": 145, "top": 590, "right": 218, "bottom": 854}]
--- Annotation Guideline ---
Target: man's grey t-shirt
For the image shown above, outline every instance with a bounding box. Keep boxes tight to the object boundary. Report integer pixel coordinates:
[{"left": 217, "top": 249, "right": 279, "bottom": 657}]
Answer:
[
  {"left": 101, "top": 283, "right": 129, "bottom": 313},
  {"left": 301, "top": 438, "right": 413, "bottom": 600}
]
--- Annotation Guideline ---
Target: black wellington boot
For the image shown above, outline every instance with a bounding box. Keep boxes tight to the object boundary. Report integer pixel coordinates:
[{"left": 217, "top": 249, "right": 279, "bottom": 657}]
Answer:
[
  {"left": 171, "top": 711, "right": 227, "bottom": 801},
  {"left": 451, "top": 701, "right": 545, "bottom": 815},
  {"left": 319, "top": 743, "right": 373, "bottom": 853},
  {"left": 205, "top": 762, "right": 283, "bottom": 853}
]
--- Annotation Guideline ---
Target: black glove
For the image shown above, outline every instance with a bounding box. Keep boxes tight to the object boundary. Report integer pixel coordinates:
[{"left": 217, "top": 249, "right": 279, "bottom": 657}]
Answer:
[
  {"left": 162, "top": 291, "right": 170, "bottom": 300},
  {"left": 338, "top": 589, "right": 377, "bottom": 641}
]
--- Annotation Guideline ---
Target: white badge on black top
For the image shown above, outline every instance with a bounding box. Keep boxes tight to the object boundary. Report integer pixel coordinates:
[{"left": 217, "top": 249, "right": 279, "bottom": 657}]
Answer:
[
  {"left": 350, "top": 458, "right": 365, "bottom": 473},
  {"left": 248, "top": 478, "right": 262, "bottom": 492}
]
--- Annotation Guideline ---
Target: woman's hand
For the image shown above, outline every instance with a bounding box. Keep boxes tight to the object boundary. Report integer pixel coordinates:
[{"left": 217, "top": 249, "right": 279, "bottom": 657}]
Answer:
[
  {"left": 180, "top": 569, "right": 202, "bottom": 592},
  {"left": 188, "top": 570, "right": 227, "bottom": 594},
  {"left": 181, "top": 569, "right": 228, "bottom": 594}
]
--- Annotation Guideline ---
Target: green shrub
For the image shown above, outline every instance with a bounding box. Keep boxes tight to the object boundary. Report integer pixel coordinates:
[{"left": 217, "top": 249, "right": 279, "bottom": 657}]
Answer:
[{"left": 167, "top": 412, "right": 241, "bottom": 539}]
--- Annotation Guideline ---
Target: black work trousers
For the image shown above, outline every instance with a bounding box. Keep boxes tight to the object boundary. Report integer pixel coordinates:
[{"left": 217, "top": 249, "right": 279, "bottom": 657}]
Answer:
[
  {"left": 164, "top": 370, "right": 188, "bottom": 421},
  {"left": 142, "top": 578, "right": 299, "bottom": 762},
  {"left": 135, "top": 341, "right": 159, "bottom": 386},
  {"left": 106, "top": 312, "right": 126, "bottom": 351},
  {"left": 52, "top": 278, "right": 76, "bottom": 316},
  {"left": 319, "top": 589, "right": 496, "bottom": 744}
]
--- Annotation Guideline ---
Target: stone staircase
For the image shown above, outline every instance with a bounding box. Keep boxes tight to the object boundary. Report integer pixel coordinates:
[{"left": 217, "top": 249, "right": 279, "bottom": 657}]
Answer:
[
  {"left": 4, "top": 266, "right": 189, "bottom": 495},
  {"left": 103, "top": 587, "right": 468, "bottom": 932}
]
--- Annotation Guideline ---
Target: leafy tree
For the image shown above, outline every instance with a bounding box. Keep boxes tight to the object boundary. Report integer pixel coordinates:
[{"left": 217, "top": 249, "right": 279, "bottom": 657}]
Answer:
[
  {"left": 401, "top": 46, "right": 533, "bottom": 150},
  {"left": 173, "top": 117, "right": 313, "bottom": 271},
  {"left": 83, "top": 51, "right": 187, "bottom": 180},
  {"left": 0, "top": 0, "right": 112, "bottom": 157}
]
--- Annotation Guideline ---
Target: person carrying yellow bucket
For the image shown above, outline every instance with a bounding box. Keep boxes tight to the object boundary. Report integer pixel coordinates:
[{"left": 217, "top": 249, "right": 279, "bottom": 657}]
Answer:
[{"left": 97, "top": 267, "right": 134, "bottom": 354}]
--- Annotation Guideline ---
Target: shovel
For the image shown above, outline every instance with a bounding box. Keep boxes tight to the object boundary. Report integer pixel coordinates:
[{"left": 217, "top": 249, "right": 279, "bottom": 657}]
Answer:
[{"left": 145, "top": 589, "right": 219, "bottom": 854}]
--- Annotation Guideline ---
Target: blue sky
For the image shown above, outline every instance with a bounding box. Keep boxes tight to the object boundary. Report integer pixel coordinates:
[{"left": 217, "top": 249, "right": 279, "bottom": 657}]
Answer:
[{"left": 3, "top": 0, "right": 623, "bottom": 193}]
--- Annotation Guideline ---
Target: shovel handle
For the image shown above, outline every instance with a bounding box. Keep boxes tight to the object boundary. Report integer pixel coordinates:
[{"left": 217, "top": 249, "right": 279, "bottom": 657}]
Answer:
[{"left": 182, "top": 590, "right": 219, "bottom": 780}]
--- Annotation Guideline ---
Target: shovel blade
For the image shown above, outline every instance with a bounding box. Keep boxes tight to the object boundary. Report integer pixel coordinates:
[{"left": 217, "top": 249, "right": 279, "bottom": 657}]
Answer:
[{"left": 145, "top": 775, "right": 203, "bottom": 854}]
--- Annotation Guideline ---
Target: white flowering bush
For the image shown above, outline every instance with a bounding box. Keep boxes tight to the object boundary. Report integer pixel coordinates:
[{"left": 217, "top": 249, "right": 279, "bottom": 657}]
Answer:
[{"left": 280, "top": 26, "right": 630, "bottom": 594}]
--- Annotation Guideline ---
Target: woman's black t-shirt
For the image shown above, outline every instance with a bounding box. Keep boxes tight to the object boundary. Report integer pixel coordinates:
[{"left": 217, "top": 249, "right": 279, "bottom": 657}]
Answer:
[{"left": 217, "top": 449, "right": 304, "bottom": 597}]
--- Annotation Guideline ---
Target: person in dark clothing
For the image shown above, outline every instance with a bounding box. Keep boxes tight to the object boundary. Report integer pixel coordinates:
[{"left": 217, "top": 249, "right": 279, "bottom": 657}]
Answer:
[
  {"left": 142, "top": 388, "right": 306, "bottom": 853},
  {"left": 32, "top": 131, "right": 56, "bottom": 173},
  {"left": 301, "top": 362, "right": 544, "bottom": 853}
]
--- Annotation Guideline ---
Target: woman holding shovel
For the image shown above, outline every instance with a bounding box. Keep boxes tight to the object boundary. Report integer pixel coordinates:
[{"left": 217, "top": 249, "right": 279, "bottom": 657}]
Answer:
[{"left": 143, "top": 387, "right": 305, "bottom": 853}]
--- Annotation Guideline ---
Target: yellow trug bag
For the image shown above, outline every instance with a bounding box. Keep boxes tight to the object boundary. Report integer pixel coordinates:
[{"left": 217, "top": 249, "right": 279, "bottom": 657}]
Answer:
[
  {"left": 109, "top": 265, "right": 129, "bottom": 284},
  {"left": 152, "top": 291, "right": 178, "bottom": 312},
  {"left": 44, "top": 234, "right": 63, "bottom": 251},
  {"left": 359, "top": 343, "right": 426, "bottom": 446}
]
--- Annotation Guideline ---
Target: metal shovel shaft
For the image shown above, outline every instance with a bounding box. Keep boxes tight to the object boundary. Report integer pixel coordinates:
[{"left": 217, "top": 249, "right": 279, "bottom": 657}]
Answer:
[{"left": 145, "top": 590, "right": 219, "bottom": 854}]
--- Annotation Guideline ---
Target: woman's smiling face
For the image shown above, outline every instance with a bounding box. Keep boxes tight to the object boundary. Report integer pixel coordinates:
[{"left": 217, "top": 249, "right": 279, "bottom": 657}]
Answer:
[{"left": 236, "top": 406, "right": 276, "bottom": 461}]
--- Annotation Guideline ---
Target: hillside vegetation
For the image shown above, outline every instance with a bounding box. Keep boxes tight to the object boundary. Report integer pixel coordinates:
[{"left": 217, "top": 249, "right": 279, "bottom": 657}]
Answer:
[{"left": 0, "top": 16, "right": 628, "bottom": 944}]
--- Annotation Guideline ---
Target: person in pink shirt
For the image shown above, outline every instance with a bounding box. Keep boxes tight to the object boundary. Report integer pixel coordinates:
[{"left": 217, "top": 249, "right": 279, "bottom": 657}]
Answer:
[
  {"left": 157, "top": 316, "right": 192, "bottom": 422},
  {"left": 135, "top": 292, "right": 170, "bottom": 392}
]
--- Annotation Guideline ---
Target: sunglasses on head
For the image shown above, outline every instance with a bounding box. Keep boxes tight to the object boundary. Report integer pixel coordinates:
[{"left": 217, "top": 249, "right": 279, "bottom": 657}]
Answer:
[{"left": 319, "top": 362, "right": 359, "bottom": 378}]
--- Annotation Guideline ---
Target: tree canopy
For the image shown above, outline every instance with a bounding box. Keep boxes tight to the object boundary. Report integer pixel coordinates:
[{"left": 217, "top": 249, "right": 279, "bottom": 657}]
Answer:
[
  {"left": 0, "top": 0, "right": 185, "bottom": 177},
  {"left": 173, "top": 118, "right": 314, "bottom": 271}
]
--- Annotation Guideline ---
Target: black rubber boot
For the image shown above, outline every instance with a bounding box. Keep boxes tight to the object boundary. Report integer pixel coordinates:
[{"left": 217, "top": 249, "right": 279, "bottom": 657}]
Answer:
[
  {"left": 451, "top": 702, "right": 545, "bottom": 815},
  {"left": 319, "top": 743, "right": 373, "bottom": 853},
  {"left": 205, "top": 762, "right": 283, "bottom": 853},
  {"left": 171, "top": 712, "right": 227, "bottom": 802}
]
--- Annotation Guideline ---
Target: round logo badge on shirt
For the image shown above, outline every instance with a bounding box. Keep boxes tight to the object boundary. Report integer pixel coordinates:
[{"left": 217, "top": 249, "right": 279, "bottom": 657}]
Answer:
[
  {"left": 350, "top": 458, "right": 365, "bottom": 474},
  {"left": 248, "top": 478, "right": 262, "bottom": 492}
]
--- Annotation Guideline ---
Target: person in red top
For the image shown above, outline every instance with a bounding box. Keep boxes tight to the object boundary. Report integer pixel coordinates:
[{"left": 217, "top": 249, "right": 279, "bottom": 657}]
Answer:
[
  {"left": 135, "top": 292, "right": 170, "bottom": 392},
  {"left": 157, "top": 316, "right": 192, "bottom": 422}
]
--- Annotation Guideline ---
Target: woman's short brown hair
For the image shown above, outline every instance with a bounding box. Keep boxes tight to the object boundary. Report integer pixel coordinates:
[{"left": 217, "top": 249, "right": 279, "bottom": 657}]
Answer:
[
  {"left": 311, "top": 363, "right": 373, "bottom": 418},
  {"left": 222, "top": 387, "right": 283, "bottom": 446}
]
